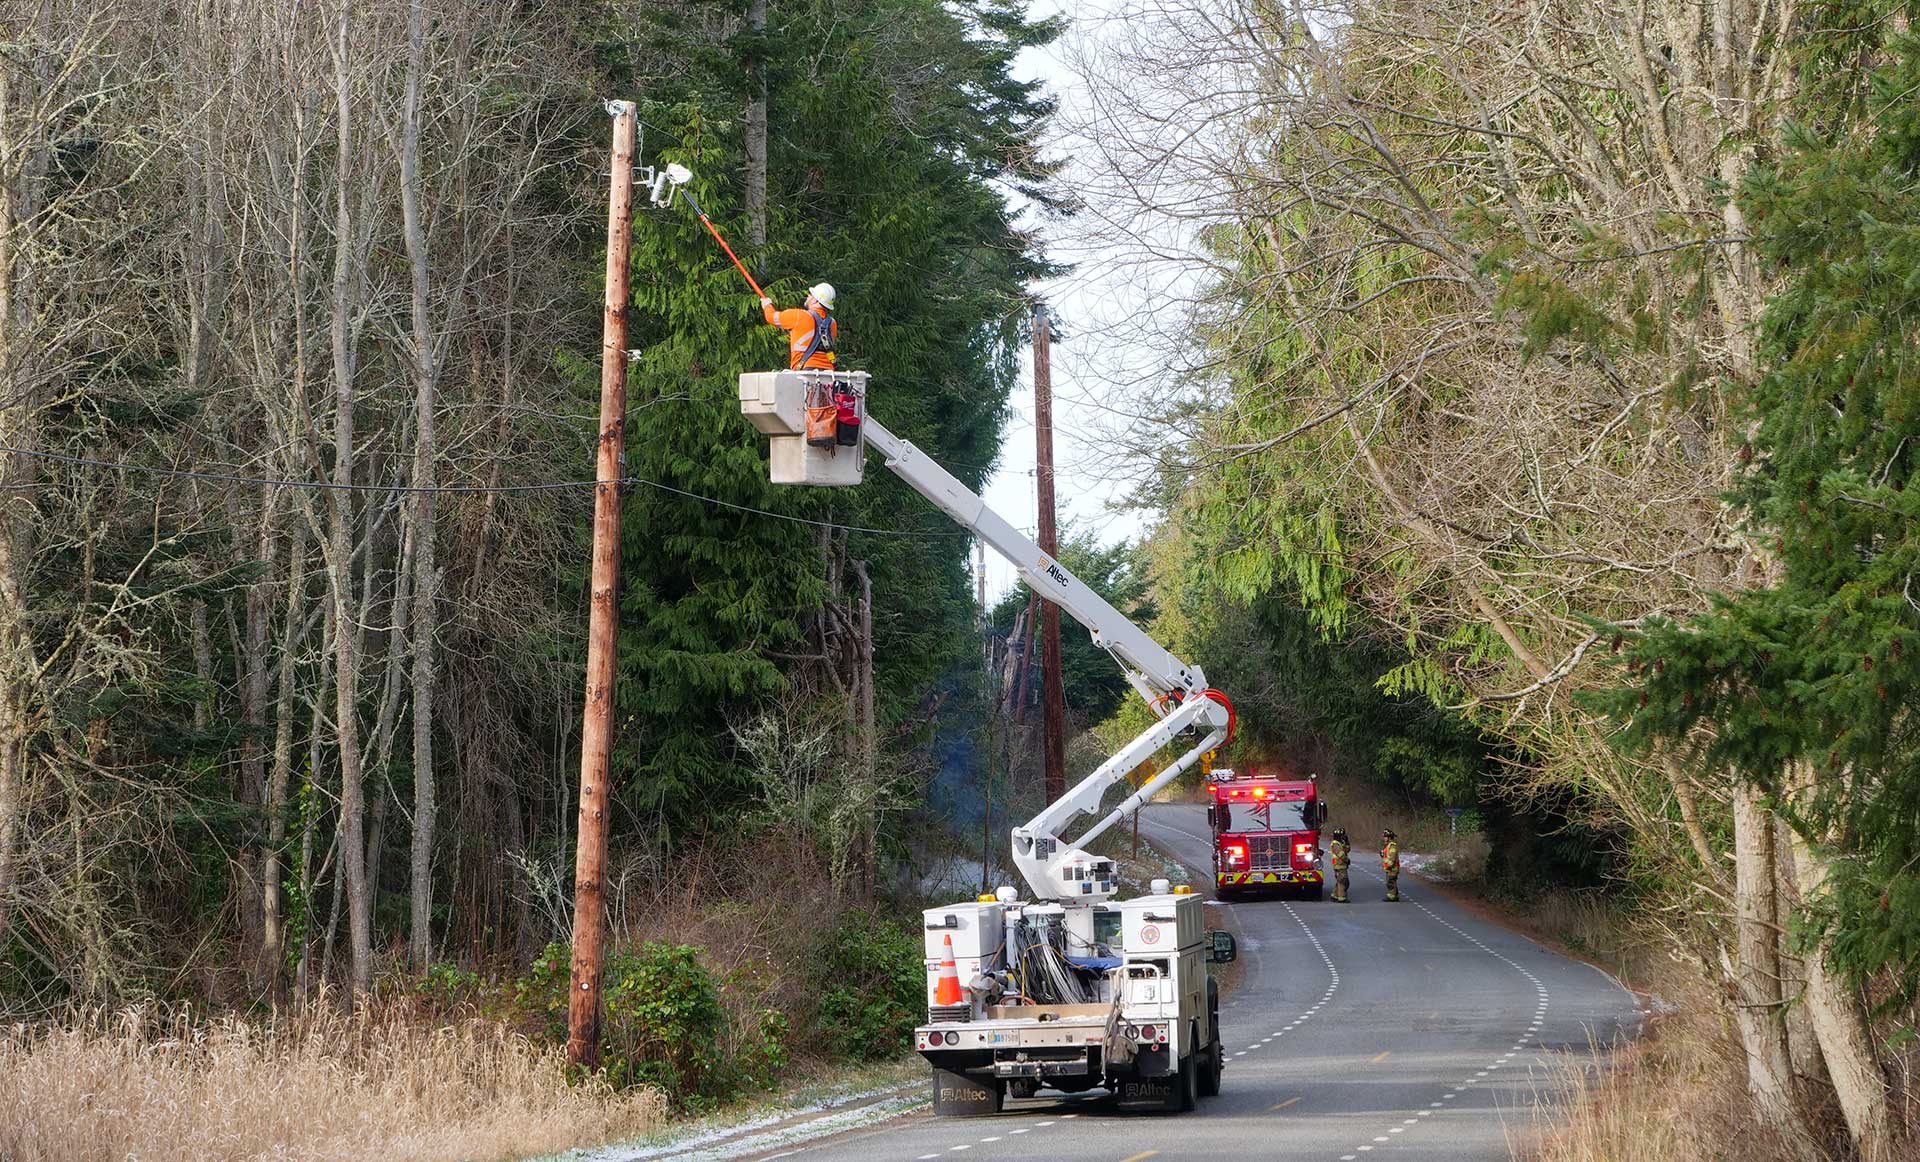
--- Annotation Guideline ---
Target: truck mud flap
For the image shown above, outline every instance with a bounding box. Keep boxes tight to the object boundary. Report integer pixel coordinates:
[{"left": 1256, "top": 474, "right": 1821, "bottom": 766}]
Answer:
[
  {"left": 1116, "top": 1074, "right": 1179, "bottom": 1109},
  {"left": 932, "top": 1068, "right": 1004, "bottom": 1117}
]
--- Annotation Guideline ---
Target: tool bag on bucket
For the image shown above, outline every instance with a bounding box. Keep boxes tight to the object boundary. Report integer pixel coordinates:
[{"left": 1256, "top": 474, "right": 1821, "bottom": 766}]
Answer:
[
  {"left": 833, "top": 388, "right": 861, "bottom": 446},
  {"left": 804, "top": 378, "right": 837, "bottom": 448}
]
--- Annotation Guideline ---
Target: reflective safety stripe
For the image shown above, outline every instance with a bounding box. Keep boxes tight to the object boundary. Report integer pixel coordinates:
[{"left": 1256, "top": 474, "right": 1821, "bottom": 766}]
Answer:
[{"left": 1216, "top": 871, "right": 1324, "bottom": 885}]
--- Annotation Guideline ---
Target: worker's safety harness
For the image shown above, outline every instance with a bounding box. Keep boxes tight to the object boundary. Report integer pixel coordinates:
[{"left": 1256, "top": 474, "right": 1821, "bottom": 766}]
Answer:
[
  {"left": 800, "top": 308, "right": 859, "bottom": 450},
  {"left": 798, "top": 307, "right": 836, "bottom": 367}
]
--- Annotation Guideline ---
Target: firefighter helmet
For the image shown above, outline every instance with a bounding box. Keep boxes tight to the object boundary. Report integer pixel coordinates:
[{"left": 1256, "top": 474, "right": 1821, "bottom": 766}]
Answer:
[
  {"left": 1381, "top": 828, "right": 1397, "bottom": 840},
  {"left": 1331, "top": 828, "right": 1348, "bottom": 842}
]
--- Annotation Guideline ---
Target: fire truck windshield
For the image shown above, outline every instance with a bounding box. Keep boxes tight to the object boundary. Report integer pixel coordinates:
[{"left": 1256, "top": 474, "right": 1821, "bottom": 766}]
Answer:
[{"left": 1225, "top": 799, "right": 1311, "bottom": 833}]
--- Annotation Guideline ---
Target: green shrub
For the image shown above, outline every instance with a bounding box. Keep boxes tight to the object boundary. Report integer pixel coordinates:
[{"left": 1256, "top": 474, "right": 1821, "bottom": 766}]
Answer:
[
  {"left": 722, "top": 1007, "right": 791, "bottom": 1093},
  {"left": 809, "top": 911, "right": 922, "bottom": 1061},
  {"left": 416, "top": 962, "right": 482, "bottom": 1013},
  {"left": 517, "top": 940, "right": 737, "bottom": 1106}
]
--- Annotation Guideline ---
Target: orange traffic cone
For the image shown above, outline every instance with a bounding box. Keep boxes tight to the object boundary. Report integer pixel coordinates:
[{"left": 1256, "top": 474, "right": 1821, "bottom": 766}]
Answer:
[{"left": 934, "top": 934, "right": 964, "bottom": 1006}]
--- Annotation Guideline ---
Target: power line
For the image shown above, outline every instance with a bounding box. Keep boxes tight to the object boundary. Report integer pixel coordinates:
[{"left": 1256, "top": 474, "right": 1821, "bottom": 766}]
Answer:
[
  {"left": 1, "top": 444, "right": 591, "bottom": 495},
  {"left": 630, "top": 477, "right": 969, "bottom": 538},
  {"left": 0, "top": 443, "right": 971, "bottom": 539}
]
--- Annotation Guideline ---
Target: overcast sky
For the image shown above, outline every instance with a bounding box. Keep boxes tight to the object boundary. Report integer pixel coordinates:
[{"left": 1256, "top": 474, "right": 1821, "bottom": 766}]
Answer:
[{"left": 975, "top": 0, "right": 1155, "bottom": 603}]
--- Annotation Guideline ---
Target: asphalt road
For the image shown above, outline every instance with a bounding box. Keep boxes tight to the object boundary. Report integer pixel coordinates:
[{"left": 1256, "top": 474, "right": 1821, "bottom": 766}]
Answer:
[{"left": 733, "top": 804, "right": 1643, "bottom": 1162}]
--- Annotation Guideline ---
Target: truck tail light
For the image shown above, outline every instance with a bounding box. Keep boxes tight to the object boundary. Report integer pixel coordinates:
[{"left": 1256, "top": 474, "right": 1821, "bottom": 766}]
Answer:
[
  {"left": 945, "top": 1030, "right": 960, "bottom": 1045},
  {"left": 1223, "top": 841, "right": 1249, "bottom": 869},
  {"left": 1141, "top": 1024, "right": 1159, "bottom": 1042},
  {"left": 1293, "top": 841, "right": 1316, "bottom": 868}
]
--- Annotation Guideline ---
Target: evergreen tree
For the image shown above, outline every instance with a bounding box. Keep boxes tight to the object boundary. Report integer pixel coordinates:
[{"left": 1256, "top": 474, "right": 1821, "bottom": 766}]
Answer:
[
  {"left": 607, "top": 0, "right": 1060, "bottom": 835},
  {"left": 1613, "top": 25, "right": 1920, "bottom": 998}
]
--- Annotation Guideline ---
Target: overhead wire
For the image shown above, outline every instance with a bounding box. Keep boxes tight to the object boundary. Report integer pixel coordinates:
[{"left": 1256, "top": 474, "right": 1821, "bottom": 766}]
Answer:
[{"left": 0, "top": 443, "right": 973, "bottom": 539}]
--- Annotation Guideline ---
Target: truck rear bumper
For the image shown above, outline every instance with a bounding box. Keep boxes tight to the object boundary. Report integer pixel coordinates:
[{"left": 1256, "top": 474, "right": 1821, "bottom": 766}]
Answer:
[
  {"left": 993, "top": 1053, "right": 1096, "bottom": 1079},
  {"left": 1218, "top": 869, "right": 1322, "bottom": 885}
]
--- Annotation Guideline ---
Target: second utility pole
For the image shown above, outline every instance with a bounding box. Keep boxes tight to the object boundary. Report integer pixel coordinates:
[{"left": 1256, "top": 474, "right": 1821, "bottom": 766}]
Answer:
[
  {"left": 1034, "top": 304, "right": 1066, "bottom": 806},
  {"left": 568, "top": 100, "right": 636, "bottom": 1071}
]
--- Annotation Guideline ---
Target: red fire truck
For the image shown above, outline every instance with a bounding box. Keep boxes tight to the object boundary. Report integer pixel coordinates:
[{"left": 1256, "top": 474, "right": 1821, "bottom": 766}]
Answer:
[{"left": 1207, "top": 770, "right": 1329, "bottom": 900}]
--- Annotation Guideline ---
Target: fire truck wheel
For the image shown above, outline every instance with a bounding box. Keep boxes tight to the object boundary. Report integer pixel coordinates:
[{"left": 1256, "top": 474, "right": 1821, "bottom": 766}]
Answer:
[
  {"left": 1305, "top": 881, "right": 1324, "bottom": 901},
  {"left": 1008, "top": 1079, "right": 1040, "bottom": 1100}
]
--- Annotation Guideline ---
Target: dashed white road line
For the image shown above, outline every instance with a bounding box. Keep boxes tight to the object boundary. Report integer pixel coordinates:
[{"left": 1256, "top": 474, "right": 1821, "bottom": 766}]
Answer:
[{"left": 1328, "top": 878, "right": 1554, "bottom": 1160}]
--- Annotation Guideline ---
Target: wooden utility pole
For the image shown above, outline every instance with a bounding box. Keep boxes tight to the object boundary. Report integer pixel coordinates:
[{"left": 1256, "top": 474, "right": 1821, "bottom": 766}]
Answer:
[
  {"left": 1033, "top": 305, "right": 1066, "bottom": 805},
  {"left": 977, "top": 539, "right": 989, "bottom": 673},
  {"left": 568, "top": 101, "right": 636, "bottom": 1071},
  {"left": 1013, "top": 591, "right": 1037, "bottom": 725},
  {"left": 744, "top": 0, "right": 768, "bottom": 249}
]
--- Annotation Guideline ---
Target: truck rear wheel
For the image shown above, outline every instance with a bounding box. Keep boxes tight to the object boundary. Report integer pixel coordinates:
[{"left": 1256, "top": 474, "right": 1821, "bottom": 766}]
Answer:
[
  {"left": 1305, "top": 880, "right": 1324, "bottom": 901},
  {"left": 1176, "top": 1042, "right": 1199, "bottom": 1112},
  {"left": 1198, "top": 990, "right": 1222, "bottom": 1098},
  {"left": 1198, "top": 1035, "right": 1222, "bottom": 1097}
]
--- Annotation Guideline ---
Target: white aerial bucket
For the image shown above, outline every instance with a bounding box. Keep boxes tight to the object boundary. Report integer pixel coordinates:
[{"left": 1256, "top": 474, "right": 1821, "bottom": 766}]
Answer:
[{"left": 738, "top": 370, "right": 868, "bottom": 486}]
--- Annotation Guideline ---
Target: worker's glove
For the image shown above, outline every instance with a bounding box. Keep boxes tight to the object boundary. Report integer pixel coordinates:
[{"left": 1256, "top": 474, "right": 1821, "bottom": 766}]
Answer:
[{"left": 759, "top": 296, "right": 772, "bottom": 307}]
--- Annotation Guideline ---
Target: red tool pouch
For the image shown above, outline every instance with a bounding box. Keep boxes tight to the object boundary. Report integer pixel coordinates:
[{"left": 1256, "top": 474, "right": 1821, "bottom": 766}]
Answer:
[{"left": 833, "top": 391, "right": 861, "bottom": 446}]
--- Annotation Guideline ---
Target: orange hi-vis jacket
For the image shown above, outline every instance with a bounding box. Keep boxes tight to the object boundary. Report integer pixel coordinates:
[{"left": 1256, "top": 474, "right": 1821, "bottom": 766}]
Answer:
[{"left": 765, "top": 303, "right": 838, "bottom": 370}]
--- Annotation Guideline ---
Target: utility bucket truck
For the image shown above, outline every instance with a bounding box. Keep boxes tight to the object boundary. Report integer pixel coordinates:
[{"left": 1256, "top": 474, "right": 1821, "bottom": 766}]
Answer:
[{"left": 739, "top": 370, "right": 1239, "bottom": 1115}]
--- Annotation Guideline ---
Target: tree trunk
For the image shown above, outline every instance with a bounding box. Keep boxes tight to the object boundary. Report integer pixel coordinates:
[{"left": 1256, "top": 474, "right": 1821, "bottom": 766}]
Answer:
[
  {"left": 238, "top": 544, "right": 274, "bottom": 992},
  {"left": 261, "top": 517, "right": 307, "bottom": 1002},
  {"left": 0, "top": 3, "right": 55, "bottom": 953},
  {"left": 854, "top": 559, "right": 876, "bottom": 904},
  {"left": 191, "top": 600, "right": 215, "bottom": 733},
  {"left": 295, "top": 604, "right": 332, "bottom": 1005},
  {"left": 1784, "top": 763, "right": 1895, "bottom": 1161},
  {"left": 744, "top": 0, "right": 768, "bottom": 249},
  {"left": 1771, "top": 814, "right": 1828, "bottom": 1092},
  {"left": 1013, "top": 591, "right": 1037, "bottom": 724},
  {"left": 327, "top": 1, "right": 372, "bottom": 995},
  {"left": 400, "top": 0, "right": 439, "bottom": 972},
  {"left": 1729, "top": 783, "right": 1817, "bottom": 1158}
]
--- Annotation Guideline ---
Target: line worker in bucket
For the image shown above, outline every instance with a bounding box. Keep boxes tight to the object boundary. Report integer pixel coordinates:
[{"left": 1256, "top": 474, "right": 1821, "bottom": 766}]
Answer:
[{"left": 762, "top": 282, "right": 838, "bottom": 370}]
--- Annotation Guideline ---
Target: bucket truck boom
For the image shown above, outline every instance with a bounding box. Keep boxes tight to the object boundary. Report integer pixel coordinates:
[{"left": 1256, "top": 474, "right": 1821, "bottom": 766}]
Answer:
[
  {"left": 861, "top": 415, "right": 1234, "bottom": 902},
  {"left": 739, "top": 369, "right": 1237, "bottom": 1115},
  {"left": 738, "top": 369, "right": 1233, "bottom": 903}
]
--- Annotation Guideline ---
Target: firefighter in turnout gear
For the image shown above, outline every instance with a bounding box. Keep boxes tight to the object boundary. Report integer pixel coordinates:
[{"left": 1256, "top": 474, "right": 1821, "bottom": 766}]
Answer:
[
  {"left": 1381, "top": 829, "right": 1401, "bottom": 902},
  {"left": 762, "top": 283, "right": 838, "bottom": 370},
  {"left": 1328, "top": 828, "right": 1351, "bottom": 903}
]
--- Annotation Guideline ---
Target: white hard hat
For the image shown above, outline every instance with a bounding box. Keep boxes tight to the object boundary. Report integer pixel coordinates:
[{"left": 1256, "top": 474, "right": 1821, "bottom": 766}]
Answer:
[{"left": 808, "top": 282, "right": 837, "bottom": 310}]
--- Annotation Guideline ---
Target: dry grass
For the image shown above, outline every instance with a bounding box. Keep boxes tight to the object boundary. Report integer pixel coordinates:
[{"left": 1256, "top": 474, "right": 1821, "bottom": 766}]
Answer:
[
  {"left": 0, "top": 1003, "right": 664, "bottom": 1162},
  {"left": 1529, "top": 976, "right": 1823, "bottom": 1162}
]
